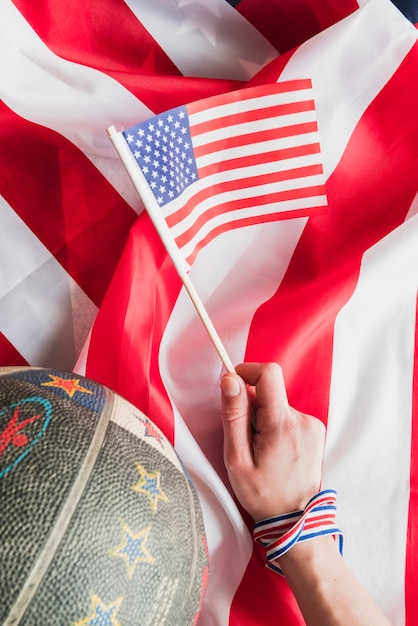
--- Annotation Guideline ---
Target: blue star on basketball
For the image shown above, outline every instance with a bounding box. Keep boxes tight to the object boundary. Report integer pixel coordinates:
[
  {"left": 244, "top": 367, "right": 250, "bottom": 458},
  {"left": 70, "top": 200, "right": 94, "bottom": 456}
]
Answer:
[
  {"left": 73, "top": 593, "right": 123, "bottom": 626},
  {"left": 110, "top": 521, "right": 155, "bottom": 578},
  {"left": 132, "top": 462, "right": 169, "bottom": 513}
]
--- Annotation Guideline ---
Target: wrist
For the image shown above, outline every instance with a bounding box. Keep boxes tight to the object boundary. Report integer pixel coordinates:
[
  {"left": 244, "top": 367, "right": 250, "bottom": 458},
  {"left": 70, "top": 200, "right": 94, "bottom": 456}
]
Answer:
[
  {"left": 251, "top": 488, "right": 321, "bottom": 523},
  {"left": 278, "top": 534, "right": 338, "bottom": 575},
  {"left": 277, "top": 534, "right": 392, "bottom": 626},
  {"left": 253, "top": 489, "right": 343, "bottom": 575}
]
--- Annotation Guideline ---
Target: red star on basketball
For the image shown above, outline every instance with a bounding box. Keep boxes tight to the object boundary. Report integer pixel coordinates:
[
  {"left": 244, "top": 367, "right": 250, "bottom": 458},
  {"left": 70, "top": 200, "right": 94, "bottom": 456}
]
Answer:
[
  {"left": 143, "top": 418, "right": 163, "bottom": 444},
  {"left": 41, "top": 374, "right": 93, "bottom": 398}
]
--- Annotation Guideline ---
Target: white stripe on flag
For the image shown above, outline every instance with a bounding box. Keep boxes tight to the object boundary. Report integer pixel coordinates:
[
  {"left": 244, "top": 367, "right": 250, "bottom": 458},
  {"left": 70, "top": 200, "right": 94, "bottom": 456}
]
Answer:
[
  {"left": 159, "top": 217, "right": 308, "bottom": 623},
  {"left": 170, "top": 171, "right": 326, "bottom": 238},
  {"left": 0, "top": 196, "right": 98, "bottom": 369},
  {"left": 122, "top": 0, "right": 277, "bottom": 80},
  {"left": 323, "top": 213, "right": 418, "bottom": 624},
  {"left": 0, "top": 0, "right": 150, "bottom": 211},
  {"left": 159, "top": 218, "right": 307, "bottom": 467},
  {"left": 193, "top": 126, "right": 319, "bottom": 166},
  {"left": 163, "top": 149, "right": 322, "bottom": 196},
  {"left": 188, "top": 87, "right": 316, "bottom": 126},
  {"left": 278, "top": 0, "right": 418, "bottom": 179},
  {"left": 178, "top": 195, "right": 326, "bottom": 261},
  {"left": 172, "top": 405, "right": 253, "bottom": 626}
]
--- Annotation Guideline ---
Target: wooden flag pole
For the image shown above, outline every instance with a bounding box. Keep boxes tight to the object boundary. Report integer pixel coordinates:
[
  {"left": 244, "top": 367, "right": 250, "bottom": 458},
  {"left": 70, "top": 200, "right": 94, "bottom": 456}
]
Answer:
[{"left": 107, "top": 125, "right": 236, "bottom": 374}]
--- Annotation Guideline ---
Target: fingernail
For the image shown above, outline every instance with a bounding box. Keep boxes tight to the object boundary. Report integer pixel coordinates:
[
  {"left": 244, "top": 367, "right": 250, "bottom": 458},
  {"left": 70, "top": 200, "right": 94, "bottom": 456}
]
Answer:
[{"left": 221, "top": 375, "right": 241, "bottom": 398}]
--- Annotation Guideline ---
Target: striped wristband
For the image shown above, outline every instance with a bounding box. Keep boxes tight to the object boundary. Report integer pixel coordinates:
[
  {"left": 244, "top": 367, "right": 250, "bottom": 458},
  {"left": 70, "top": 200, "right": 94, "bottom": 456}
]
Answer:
[{"left": 253, "top": 489, "right": 344, "bottom": 575}]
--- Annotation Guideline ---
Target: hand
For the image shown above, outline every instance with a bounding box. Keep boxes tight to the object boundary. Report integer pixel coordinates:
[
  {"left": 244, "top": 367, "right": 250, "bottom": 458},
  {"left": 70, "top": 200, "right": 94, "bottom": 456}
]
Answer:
[
  {"left": 220, "top": 362, "right": 325, "bottom": 521},
  {"left": 221, "top": 363, "right": 392, "bottom": 626}
]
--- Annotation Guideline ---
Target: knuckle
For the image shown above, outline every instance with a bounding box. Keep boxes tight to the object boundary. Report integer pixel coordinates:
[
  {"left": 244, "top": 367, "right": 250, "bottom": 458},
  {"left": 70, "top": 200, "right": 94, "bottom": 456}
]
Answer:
[
  {"left": 263, "top": 361, "right": 283, "bottom": 377},
  {"left": 226, "top": 451, "right": 246, "bottom": 473},
  {"left": 222, "top": 408, "right": 243, "bottom": 423}
]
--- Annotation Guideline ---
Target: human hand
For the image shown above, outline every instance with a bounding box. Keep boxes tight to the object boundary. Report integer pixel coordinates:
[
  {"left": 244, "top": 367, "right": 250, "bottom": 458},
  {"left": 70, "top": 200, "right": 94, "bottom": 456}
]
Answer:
[
  {"left": 220, "top": 362, "right": 326, "bottom": 521},
  {"left": 221, "top": 363, "right": 392, "bottom": 626}
]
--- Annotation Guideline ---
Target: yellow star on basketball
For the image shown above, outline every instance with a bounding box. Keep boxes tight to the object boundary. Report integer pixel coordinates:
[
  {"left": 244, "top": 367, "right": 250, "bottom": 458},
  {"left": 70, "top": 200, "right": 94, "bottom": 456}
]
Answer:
[
  {"left": 132, "top": 462, "right": 168, "bottom": 513},
  {"left": 41, "top": 374, "right": 93, "bottom": 398},
  {"left": 73, "top": 593, "right": 123, "bottom": 626},
  {"left": 110, "top": 521, "right": 155, "bottom": 578}
]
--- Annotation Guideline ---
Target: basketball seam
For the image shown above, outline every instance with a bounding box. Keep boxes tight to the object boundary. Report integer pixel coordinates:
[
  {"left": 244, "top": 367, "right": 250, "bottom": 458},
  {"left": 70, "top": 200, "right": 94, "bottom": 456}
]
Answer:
[
  {"left": 3, "top": 387, "right": 115, "bottom": 626},
  {"left": 183, "top": 470, "right": 200, "bottom": 604}
]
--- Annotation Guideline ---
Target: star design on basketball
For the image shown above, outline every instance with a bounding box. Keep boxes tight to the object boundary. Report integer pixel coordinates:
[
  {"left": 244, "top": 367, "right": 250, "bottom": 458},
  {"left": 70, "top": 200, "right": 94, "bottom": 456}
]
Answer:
[
  {"left": 73, "top": 593, "right": 123, "bottom": 626},
  {"left": 41, "top": 374, "right": 93, "bottom": 398},
  {"left": 141, "top": 416, "right": 164, "bottom": 444},
  {"left": 132, "top": 462, "right": 169, "bottom": 513},
  {"left": 110, "top": 522, "right": 155, "bottom": 578},
  {"left": 133, "top": 413, "right": 164, "bottom": 445}
]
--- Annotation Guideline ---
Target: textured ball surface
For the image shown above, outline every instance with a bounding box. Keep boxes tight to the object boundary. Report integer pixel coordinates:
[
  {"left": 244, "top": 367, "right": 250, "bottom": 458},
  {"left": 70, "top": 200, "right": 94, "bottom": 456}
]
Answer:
[{"left": 0, "top": 367, "right": 208, "bottom": 626}]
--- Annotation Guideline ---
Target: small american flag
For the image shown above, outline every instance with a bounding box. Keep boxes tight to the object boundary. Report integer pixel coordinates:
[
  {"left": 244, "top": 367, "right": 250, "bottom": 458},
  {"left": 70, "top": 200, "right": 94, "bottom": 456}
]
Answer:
[{"left": 122, "top": 79, "right": 327, "bottom": 265}]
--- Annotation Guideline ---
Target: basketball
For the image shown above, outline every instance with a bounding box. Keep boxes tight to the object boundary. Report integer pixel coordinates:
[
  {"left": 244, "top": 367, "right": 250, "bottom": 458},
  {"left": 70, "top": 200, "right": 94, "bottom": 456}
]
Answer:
[{"left": 0, "top": 367, "right": 208, "bottom": 625}]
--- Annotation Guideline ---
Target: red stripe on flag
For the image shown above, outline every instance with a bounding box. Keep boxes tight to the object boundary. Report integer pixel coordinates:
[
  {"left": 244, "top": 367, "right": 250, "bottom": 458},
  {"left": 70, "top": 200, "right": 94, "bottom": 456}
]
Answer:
[
  {"left": 0, "top": 102, "right": 136, "bottom": 307},
  {"left": 194, "top": 122, "right": 318, "bottom": 157},
  {"left": 197, "top": 142, "right": 321, "bottom": 178},
  {"left": 166, "top": 163, "right": 324, "bottom": 227},
  {"left": 191, "top": 121, "right": 319, "bottom": 155},
  {"left": 187, "top": 79, "right": 313, "bottom": 115},
  {"left": 405, "top": 292, "right": 418, "bottom": 626},
  {"left": 12, "top": 0, "right": 242, "bottom": 112},
  {"left": 243, "top": 42, "right": 418, "bottom": 423},
  {"left": 174, "top": 185, "right": 327, "bottom": 251},
  {"left": 184, "top": 204, "right": 327, "bottom": 266},
  {"left": 86, "top": 215, "right": 182, "bottom": 443},
  {"left": 12, "top": 0, "right": 180, "bottom": 86},
  {"left": 190, "top": 100, "right": 316, "bottom": 138},
  {"left": 0, "top": 333, "right": 29, "bottom": 368},
  {"left": 229, "top": 549, "right": 303, "bottom": 625}
]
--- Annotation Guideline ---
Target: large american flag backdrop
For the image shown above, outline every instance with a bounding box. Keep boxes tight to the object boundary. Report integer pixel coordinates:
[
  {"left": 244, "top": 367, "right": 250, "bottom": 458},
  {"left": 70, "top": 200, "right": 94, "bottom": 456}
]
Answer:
[{"left": 1, "top": 1, "right": 417, "bottom": 624}]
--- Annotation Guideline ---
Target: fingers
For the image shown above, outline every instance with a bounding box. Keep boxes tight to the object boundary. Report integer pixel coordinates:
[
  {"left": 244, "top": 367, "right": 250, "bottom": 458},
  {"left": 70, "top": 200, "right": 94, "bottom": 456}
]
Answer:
[
  {"left": 220, "top": 373, "right": 252, "bottom": 470},
  {"left": 235, "top": 362, "right": 288, "bottom": 406},
  {"left": 220, "top": 362, "right": 327, "bottom": 521},
  {"left": 235, "top": 362, "right": 290, "bottom": 429},
  {"left": 220, "top": 362, "right": 288, "bottom": 471}
]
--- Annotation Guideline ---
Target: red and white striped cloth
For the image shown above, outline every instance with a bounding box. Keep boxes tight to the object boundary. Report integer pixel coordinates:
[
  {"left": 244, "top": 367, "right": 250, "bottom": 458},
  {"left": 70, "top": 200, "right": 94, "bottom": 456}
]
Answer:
[{"left": 1, "top": 1, "right": 418, "bottom": 625}]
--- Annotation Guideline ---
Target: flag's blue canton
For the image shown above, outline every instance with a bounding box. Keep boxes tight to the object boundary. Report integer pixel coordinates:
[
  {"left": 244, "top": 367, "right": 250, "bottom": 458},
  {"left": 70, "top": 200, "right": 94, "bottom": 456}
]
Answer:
[{"left": 123, "top": 106, "right": 199, "bottom": 207}]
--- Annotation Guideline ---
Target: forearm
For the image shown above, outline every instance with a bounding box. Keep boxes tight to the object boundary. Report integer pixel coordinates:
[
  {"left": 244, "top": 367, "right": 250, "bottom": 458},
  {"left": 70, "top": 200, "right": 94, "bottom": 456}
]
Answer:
[{"left": 278, "top": 536, "right": 391, "bottom": 626}]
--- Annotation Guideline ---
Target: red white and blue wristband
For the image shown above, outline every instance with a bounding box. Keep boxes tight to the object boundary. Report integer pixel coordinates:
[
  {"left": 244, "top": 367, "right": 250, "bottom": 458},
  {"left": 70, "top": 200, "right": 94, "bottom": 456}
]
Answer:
[{"left": 253, "top": 489, "right": 344, "bottom": 575}]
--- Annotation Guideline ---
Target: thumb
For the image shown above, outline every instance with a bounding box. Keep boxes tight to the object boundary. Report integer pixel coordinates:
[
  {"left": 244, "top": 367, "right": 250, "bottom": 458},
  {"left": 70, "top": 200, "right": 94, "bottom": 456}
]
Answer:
[{"left": 220, "top": 373, "right": 252, "bottom": 469}]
